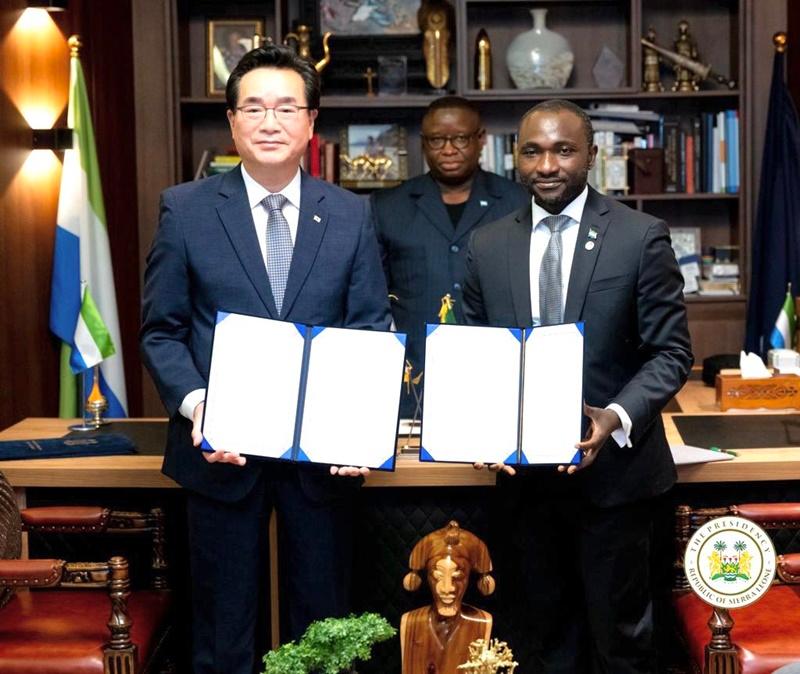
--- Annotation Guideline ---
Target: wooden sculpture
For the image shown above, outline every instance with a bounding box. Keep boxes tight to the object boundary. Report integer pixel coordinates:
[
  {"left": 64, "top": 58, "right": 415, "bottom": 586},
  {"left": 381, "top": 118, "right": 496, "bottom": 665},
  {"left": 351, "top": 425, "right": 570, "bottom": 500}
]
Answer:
[{"left": 401, "top": 521, "right": 495, "bottom": 674}]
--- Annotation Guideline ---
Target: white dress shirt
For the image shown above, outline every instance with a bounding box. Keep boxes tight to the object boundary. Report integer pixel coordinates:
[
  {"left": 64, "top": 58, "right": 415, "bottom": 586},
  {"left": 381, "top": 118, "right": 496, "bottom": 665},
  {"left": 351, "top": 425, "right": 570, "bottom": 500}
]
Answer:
[
  {"left": 178, "top": 166, "right": 303, "bottom": 422},
  {"left": 527, "top": 186, "right": 632, "bottom": 448}
]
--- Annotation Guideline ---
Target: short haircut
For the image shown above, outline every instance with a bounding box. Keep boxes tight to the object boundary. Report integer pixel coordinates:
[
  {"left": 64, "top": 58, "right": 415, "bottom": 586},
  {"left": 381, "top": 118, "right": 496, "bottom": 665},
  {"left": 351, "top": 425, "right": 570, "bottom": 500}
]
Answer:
[
  {"left": 423, "top": 95, "right": 482, "bottom": 125},
  {"left": 225, "top": 44, "right": 320, "bottom": 112},
  {"left": 520, "top": 99, "right": 594, "bottom": 148}
]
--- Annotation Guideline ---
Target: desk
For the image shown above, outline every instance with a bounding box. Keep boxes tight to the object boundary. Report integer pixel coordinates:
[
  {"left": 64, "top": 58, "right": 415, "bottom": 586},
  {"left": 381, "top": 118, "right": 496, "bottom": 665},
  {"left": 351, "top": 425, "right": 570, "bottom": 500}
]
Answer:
[{"left": 2, "top": 381, "right": 800, "bottom": 489}]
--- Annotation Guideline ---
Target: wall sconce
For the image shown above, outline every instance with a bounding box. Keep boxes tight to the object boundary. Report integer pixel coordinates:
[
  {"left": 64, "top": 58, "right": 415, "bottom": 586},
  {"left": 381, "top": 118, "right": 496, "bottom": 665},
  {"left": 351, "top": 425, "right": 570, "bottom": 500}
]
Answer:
[
  {"left": 25, "top": 0, "right": 67, "bottom": 10},
  {"left": 31, "top": 128, "right": 73, "bottom": 150}
]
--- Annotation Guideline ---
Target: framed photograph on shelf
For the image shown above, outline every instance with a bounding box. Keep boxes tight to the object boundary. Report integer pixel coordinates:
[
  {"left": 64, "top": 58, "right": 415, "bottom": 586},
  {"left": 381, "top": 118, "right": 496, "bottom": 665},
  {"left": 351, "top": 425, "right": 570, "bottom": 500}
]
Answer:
[
  {"left": 320, "top": 0, "right": 421, "bottom": 35},
  {"left": 207, "top": 19, "right": 264, "bottom": 96},
  {"left": 339, "top": 124, "right": 407, "bottom": 189}
]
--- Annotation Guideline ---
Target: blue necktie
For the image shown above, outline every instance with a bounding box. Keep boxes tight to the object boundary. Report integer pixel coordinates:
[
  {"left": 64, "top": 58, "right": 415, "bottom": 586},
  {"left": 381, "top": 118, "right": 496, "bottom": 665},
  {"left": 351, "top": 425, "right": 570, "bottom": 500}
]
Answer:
[
  {"left": 264, "top": 194, "right": 293, "bottom": 315},
  {"left": 538, "top": 214, "right": 570, "bottom": 325}
]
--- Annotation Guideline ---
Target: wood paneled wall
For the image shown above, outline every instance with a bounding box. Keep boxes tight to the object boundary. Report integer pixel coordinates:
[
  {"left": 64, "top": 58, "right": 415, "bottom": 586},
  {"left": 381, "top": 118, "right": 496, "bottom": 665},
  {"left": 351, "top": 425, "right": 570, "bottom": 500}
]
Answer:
[{"left": 0, "top": 0, "right": 142, "bottom": 428}]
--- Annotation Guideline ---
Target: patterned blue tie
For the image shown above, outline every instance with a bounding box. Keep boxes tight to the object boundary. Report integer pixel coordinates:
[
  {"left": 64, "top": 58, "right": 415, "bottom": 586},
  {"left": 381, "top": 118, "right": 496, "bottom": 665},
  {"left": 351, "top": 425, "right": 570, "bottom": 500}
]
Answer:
[
  {"left": 538, "top": 214, "right": 571, "bottom": 325},
  {"left": 264, "top": 193, "right": 293, "bottom": 315}
]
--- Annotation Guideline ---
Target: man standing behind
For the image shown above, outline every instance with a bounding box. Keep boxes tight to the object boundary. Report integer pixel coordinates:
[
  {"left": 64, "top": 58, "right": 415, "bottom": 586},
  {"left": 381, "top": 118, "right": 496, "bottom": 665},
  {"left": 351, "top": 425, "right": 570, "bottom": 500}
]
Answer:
[
  {"left": 464, "top": 99, "right": 692, "bottom": 672},
  {"left": 371, "top": 96, "right": 528, "bottom": 415},
  {"left": 141, "top": 45, "right": 390, "bottom": 674}
]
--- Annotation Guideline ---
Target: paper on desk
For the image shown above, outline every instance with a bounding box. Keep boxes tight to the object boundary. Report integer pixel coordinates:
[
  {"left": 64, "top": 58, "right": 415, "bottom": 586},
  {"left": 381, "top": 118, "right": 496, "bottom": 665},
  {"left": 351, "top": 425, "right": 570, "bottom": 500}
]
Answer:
[{"left": 670, "top": 444, "right": 734, "bottom": 465}]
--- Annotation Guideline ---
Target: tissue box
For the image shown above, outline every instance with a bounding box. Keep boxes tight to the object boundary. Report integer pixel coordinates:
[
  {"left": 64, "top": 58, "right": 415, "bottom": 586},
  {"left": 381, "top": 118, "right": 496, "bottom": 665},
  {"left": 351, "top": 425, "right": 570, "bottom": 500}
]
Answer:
[{"left": 716, "top": 373, "right": 800, "bottom": 411}]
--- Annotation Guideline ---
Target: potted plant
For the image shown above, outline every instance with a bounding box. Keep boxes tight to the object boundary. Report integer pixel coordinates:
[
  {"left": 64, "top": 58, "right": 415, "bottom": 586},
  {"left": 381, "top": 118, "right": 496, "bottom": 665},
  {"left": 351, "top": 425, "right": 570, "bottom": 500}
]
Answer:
[{"left": 262, "top": 612, "right": 396, "bottom": 674}]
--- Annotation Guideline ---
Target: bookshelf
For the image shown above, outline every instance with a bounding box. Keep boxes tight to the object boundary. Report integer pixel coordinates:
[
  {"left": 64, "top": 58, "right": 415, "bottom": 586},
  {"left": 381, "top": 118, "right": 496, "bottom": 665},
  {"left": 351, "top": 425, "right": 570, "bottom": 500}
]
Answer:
[{"left": 133, "top": 0, "right": 788, "bottom": 363}]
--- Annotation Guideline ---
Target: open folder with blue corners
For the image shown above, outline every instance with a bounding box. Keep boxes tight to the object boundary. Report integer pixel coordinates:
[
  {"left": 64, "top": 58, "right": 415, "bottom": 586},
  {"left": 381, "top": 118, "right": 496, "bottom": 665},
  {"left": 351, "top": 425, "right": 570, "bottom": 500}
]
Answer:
[
  {"left": 420, "top": 322, "right": 584, "bottom": 466},
  {"left": 201, "top": 311, "right": 406, "bottom": 471}
]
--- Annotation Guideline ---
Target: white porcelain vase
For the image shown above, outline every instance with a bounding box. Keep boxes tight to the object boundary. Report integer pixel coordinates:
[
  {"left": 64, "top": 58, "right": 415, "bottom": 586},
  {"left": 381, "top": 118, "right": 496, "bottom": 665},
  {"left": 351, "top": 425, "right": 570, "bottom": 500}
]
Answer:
[{"left": 506, "top": 8, "right": 574, "bottom": 89}]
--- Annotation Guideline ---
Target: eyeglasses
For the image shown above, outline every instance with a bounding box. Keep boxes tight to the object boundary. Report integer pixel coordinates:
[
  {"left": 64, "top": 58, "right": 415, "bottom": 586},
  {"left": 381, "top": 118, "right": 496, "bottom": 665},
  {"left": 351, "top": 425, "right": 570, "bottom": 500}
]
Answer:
[
  {"left": 236, "top": 104, "right": 310, "bottom": 123},
  {"left": 421, "top": 130, "right": 483, "bottom": 150}
]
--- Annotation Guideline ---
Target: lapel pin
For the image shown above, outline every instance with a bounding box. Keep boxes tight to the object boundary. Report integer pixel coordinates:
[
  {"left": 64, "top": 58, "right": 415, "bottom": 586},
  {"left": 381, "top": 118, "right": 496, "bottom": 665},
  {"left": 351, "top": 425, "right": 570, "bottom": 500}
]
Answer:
[
  {"left": 585, "top": 241, "right": 595, "bottom": 251},
  {"left": 313, "top": 214, "right": 321, "bottom": 223},
  {"left": 588, "top": 228, "right": 598, "bottom": 240},
  {"left": 479, "top": 200, "right": 488, "bottom": 207}
]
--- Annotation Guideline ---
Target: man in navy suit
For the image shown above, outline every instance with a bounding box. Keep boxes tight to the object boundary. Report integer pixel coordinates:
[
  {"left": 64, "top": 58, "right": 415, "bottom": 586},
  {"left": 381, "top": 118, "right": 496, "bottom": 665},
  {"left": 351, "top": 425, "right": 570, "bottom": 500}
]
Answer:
[
  {"left": 464, "top": 100, "right": 693, "bottom": 672},
  {"left": 141, "top": 45, "right": 390, "bottom": 674},
  {"left": 371, "top": 97, "right": 528, "bottom": 416}
]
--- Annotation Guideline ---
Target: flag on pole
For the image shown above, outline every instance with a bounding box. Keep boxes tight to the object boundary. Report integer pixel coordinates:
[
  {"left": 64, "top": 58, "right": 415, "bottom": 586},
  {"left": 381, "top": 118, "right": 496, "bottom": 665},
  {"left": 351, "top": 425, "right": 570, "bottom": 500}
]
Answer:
[
  {"left": 769, "top": 285, "right": 796, "bottom": 350},
  {"left": 49, "top": 39, "right": 127, "bottom": 418},
  {"left": 438, "top": 293, "right": 456, "bottom": 324},
  {"left": 744, "top": 37, "right": 800, "bottom": 357}
]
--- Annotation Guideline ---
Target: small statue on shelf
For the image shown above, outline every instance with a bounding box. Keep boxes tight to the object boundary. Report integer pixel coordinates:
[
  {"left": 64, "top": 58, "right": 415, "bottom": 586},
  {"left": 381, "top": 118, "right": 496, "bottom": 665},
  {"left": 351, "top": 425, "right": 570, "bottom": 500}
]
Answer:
[
  {"left": 401, "top": 521, "right": 495, "bottom": 674},
  {"left": 642, "top": 26, "right": 663, "bottom": 92},
  {"left": 418, "top": 0, "right": 454, "bottom": 90},
  {"left": 672, "top": 19, "right": 699, "bottom": 91},
  {"left": 457, "top": 639, "right": 519, "bottom": 673}
]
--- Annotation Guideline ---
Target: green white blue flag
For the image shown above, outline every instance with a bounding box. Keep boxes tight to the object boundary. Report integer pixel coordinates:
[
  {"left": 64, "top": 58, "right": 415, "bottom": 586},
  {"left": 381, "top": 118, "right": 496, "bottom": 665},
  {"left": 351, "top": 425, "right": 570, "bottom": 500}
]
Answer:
[
  {"left": 49, "top": 52, "right": 127, "bottom": 418},
  {"left": 769, "top": 286, "right": 796, "bottom": 350}
]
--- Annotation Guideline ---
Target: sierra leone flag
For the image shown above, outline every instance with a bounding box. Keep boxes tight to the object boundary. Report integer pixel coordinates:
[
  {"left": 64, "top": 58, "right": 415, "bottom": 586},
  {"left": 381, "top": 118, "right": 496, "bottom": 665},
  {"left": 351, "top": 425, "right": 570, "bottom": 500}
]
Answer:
[
  {"left": 49, "top": 50, "right": 127, "bottom": 418},
  {"left": 769, "top": 286, "right": 796, "bottom": 350}
]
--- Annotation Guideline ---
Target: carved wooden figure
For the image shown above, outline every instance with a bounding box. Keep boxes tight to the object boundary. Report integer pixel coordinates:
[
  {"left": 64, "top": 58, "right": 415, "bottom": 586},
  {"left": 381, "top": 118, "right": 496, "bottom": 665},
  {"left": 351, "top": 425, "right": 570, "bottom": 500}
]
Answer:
[{"left": 401, "top": 521, "right": 495, "bottom": 674}]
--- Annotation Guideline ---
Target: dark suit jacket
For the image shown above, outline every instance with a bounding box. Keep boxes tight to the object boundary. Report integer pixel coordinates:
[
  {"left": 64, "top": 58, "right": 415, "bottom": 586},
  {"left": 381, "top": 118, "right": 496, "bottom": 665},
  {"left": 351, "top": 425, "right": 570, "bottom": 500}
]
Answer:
[
  {"left": 463, "top": 187, "right": 693, "bottom": 507},
  {"left": 141, "top": 167, "right": 391, "bottom": 503},
  {"left": 371, "top": 170, "right": 528, "bottom": 384}
]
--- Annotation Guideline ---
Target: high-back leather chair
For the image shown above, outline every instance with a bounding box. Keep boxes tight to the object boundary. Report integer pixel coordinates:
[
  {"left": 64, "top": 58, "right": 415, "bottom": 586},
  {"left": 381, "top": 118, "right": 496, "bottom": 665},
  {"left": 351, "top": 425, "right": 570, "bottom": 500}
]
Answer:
[
  {"left": 0, "top": 472, "right": 172, "bottom": 674},
  {"left": 673, "top": 503, "right": 800, "bottom": 674}
]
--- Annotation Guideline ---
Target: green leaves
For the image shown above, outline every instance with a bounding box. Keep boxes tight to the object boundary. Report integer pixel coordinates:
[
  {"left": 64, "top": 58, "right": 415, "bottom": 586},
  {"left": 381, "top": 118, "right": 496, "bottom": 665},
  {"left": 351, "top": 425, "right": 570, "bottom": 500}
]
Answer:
[{"left": 262, "top": 612, "right": 396, "bottom": 674}]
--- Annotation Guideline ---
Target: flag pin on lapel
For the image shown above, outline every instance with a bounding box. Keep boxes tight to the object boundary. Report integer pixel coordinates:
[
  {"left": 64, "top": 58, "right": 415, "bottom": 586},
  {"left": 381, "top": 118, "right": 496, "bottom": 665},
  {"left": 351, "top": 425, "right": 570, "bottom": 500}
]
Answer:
[
  {"left": 588, "top": 228, "right": 598, "bottom": 240},
  {"left": 480, "top": 200, "right": 488, "bottom": 207},
  {"left": 313, "top": 214, "right": 321, "bottom": 223},
  {"left": 585, "top": 227, "right": 598, "bottom": 250}
]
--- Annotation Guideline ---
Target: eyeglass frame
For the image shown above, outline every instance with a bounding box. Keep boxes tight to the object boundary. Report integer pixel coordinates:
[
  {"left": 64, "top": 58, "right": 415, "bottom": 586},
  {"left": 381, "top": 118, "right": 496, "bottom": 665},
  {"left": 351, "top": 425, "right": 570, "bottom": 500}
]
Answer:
[
  {"left": 235, "top": 104, "right": 312, "bottom": 123},
  {"left": 420, "top": 129, "right": 485, "bottom": 150}
]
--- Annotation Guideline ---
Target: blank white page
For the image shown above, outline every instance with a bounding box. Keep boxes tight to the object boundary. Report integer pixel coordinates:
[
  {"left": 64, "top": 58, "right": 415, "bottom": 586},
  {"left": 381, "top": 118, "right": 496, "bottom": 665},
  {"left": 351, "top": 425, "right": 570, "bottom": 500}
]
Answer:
[
  {"left": 421, "top": 324, "right": 521, "bottom": 464},
  {"left": 521, "top": 323, "right": 584, "bottom": 464},
  {"left": 299, "top": 327, "right": 405, "bottom": 469},
  {"left": 202, "top": 313, "right": 303, "bottom": 459}
]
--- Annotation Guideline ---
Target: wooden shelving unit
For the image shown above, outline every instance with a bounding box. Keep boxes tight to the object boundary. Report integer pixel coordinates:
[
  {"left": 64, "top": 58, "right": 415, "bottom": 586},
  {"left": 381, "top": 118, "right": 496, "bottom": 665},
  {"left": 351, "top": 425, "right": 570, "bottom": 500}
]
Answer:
[{"left": 148, "top": 0, "right": 780, "bottom": 362}]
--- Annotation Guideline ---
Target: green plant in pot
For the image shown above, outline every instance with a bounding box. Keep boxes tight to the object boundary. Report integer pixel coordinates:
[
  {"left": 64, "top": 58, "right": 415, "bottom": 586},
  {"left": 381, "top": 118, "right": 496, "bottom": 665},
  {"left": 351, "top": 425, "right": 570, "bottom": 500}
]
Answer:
[{"left": 262, "top": 612, "right": 396, "bottom": 674}]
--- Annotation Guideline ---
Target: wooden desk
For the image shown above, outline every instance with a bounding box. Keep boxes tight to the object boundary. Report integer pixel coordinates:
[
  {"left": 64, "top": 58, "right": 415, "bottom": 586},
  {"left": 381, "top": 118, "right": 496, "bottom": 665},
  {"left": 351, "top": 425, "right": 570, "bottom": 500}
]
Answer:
[
  {"left": 2, "top": 380, "right": 800, "bottom": 489},
  {"left": 0, "top": 418, "right": 494, "bottom": 489}
]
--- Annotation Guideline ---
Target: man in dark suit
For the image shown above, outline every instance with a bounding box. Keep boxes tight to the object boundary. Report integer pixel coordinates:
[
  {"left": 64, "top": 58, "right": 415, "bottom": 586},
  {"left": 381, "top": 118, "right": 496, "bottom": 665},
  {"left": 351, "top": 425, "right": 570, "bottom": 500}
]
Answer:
[
  {"left": 140, "top": 45, "right": 390, "bottom": 674},
  {"left": 371, "top": 96, "right": 528, "bottom": 416},
  {"left": 464, "top": 100, "right": 693, "bottom": 673}
]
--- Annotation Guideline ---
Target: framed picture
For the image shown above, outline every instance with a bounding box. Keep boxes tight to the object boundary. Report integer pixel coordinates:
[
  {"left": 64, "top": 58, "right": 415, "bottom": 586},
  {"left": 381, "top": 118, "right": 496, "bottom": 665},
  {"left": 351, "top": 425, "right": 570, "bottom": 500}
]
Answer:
[
  {"left": 320, "top": 0, "right": 421, "bottom": 36},
  {"left": 207, "top": 19, "right": 264, "bottom": 96},
  {"left": 339, "top": 124, "right": 407, "bottom": 188}
]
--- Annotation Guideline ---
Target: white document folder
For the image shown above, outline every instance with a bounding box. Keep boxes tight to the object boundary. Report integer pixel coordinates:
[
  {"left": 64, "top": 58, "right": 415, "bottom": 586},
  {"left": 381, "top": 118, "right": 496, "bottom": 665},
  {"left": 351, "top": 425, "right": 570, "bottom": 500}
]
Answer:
[
  {"left": 420, "top": 322, "right": 584, "bottom": 465},
  {"left": 201, "top": 311, "right": 406, "bottom": 470}
]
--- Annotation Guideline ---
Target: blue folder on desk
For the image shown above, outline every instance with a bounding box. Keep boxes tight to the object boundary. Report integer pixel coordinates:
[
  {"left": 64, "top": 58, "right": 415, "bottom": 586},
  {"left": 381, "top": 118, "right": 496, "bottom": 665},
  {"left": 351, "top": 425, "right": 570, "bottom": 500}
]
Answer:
[{"left": 0, "top": 434, "right": 136, "bottom": 460}]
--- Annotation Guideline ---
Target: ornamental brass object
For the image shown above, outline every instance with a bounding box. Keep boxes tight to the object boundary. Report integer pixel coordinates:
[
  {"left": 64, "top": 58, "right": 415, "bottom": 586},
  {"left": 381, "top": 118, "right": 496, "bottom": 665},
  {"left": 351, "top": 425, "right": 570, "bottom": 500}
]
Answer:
[
  {"left": 458, "top": 639, "right": 519, "bottom": 673},
  {"left": 640, "top": 25, "right": 736, "bottom": 90},
  {"left": 642, "top": 27, "right": 663, "bottom": 92},
  {"left": 283, "top": 24, "right": 332, "bottom": 73},
  {"left": 475, "top": 28, "right": 492, "bottom": 90},
  {"left": 418, "top": 0, "right": 453, "bottom": 89},
  {"left": 672, "top": 19, "right": 698, "bottom": 91}
]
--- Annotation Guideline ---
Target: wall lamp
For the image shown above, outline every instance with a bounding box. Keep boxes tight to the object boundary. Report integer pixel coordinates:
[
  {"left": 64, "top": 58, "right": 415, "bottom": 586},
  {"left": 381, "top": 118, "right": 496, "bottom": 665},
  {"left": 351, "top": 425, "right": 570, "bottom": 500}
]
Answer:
[
  {"left": 32, "top": 128, "right": 73, "bottom": 150},
  {"left": 26, "top": 0, "right": 67, "bottom": 10}
]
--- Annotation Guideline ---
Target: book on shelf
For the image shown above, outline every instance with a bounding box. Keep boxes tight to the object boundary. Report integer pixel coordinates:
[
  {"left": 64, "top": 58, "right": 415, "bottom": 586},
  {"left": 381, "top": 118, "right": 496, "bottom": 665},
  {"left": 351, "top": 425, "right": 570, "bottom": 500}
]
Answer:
[{"left": 194, "top": 150, "right": 240, "bottom": 179}]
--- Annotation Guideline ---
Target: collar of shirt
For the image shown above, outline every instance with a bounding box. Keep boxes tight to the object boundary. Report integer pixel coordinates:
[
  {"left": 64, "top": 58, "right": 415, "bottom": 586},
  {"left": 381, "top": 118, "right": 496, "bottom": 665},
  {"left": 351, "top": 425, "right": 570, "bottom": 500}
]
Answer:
[
  {"left": 530, "top": 185, "right": 589, "bottom": 231},
  {"left": 240, "top": 164, "right": 302, "bottom": 212},
  {"left": 528, "top": 185, "right": 589, "bottom": 325}
]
